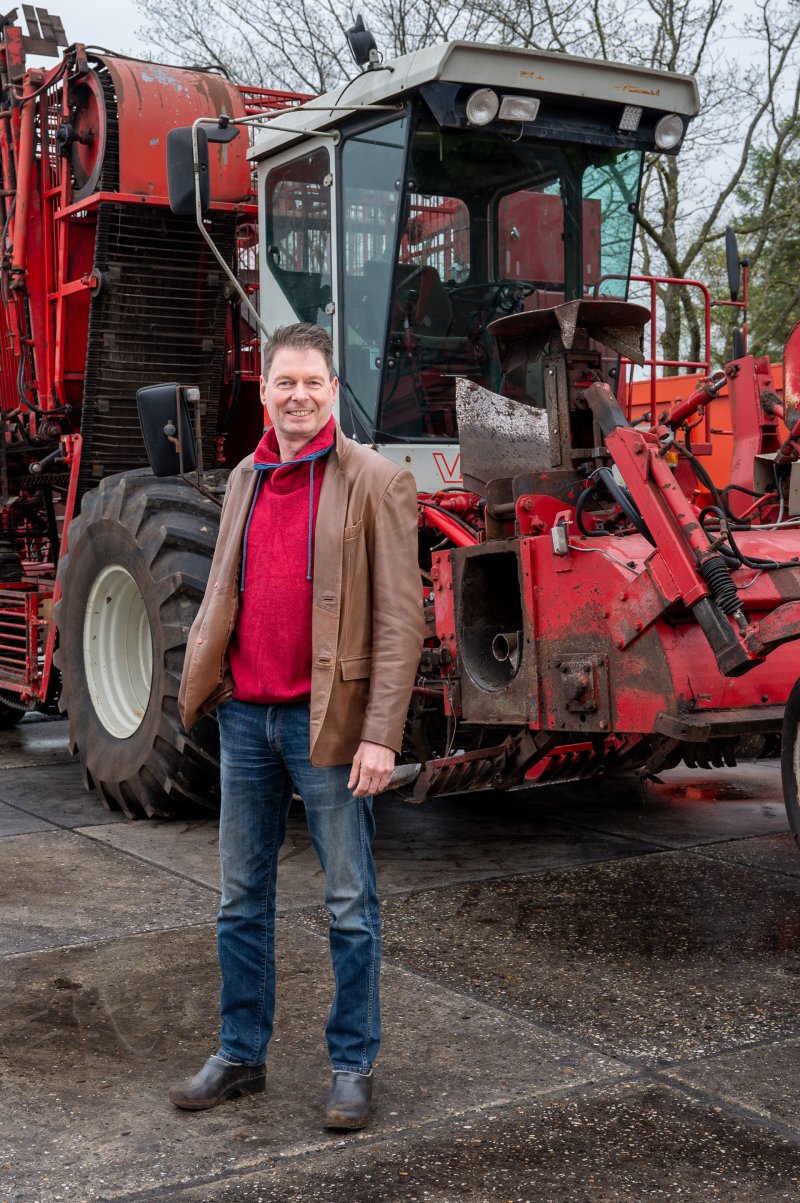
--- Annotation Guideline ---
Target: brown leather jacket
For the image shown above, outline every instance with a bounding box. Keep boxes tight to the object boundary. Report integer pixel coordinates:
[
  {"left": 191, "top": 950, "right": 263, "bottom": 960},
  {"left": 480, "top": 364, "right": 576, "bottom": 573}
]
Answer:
[{"left": 178, "top": 423, "right": 424, "bottom": 765}]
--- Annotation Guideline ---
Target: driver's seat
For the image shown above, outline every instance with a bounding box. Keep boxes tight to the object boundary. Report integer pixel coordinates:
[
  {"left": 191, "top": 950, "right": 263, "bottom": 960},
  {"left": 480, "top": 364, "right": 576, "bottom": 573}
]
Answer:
[{"left": 395, "top": 265, "right": 467, "bottom": 352}]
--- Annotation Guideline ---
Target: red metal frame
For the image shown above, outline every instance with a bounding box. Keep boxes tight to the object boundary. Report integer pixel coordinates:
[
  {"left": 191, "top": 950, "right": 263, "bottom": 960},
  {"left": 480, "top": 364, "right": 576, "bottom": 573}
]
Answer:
[
  {"left": 413, "top": 322, "right": 800, "bottom": 797},
  {"left": 595, "top": 270, "right": 750, "bottom": 456},
  {"left": 428, "top": 422, "right": 800, "bottom": 764},
  {"left": 0, "top": 585, "right": 50, "bottom": 698},
  {"left": 0, "top": 50, "right": 310, "bottom": 422},
  {"left": 38, "top": 432, "right": 81, "bottom": 703},
  {"left": 595, "top": 274, "right": 712, "bottom": 444},
  {"left": 0, "top": 22, "right": 309, "bottom": 708},
  {"left": 237, "top": 86, "right": 310, "bottom": 116}
]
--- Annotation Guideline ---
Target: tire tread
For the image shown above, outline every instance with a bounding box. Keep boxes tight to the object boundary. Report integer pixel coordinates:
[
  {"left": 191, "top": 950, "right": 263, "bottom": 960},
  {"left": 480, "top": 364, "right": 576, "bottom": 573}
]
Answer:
[{"left": 56, "top": 472, "right": 224, "bottom": 818}]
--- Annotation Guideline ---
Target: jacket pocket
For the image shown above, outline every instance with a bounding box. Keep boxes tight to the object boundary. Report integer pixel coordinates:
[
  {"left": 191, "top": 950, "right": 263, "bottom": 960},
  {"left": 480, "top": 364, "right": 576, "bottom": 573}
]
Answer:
[
  {"left": 343, "top": 519, "right": 363, "bottom": 540},
  {"left": 340, "top": 654, "right": 372, "bottom": 680}
]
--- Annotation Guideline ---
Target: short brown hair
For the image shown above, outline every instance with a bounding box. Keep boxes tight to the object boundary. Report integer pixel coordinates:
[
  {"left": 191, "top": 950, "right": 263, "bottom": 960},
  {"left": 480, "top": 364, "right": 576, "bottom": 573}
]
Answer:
[{"left": 262, "top": 323, "right": 335, "bottom": 380}]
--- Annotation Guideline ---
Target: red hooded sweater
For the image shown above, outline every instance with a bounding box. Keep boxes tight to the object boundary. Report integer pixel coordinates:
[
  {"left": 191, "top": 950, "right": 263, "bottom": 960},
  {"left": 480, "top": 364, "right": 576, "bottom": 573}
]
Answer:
[{"left": 229, "top": 417, "right": 335, "bottom": 704}]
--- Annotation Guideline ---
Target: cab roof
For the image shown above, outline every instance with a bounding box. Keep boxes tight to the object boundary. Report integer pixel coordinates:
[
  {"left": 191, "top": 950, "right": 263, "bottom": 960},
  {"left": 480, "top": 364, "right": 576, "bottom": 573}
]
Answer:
[{"left": 249, "top": 40, "right": 700, "bottom": 160}]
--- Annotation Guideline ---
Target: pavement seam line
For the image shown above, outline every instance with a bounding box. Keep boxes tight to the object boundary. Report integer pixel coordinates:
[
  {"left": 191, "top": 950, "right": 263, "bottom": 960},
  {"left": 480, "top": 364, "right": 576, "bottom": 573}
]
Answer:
[
  {"left": 104, "top": 1067, "right": 800, "bottom": 1203},
  {"left": 295, "top": 921, "right": 800, "bottom": 1079},
  {"left": 3, "top": 814, "right": 682, "bottom": 914},
  {"left": 682, "top": 842, "right": 800, "bottom": 881},
  {"left": 91, "top": 1070, "right": 649, "bottom": 1203},
  {"left": 0, "top": 913, "right": 632, "bottom": 1073},
  {"left": 3, "top": 821, "right": 227, "bottom": 896},
  {"left": 0, "top": 919, "right": 216, "bottom": 960},
  {"left": 651, "top": 1069, "right": 800, "bottom": 1149},
  {"left": 294, "top": 915, "right": 638, "bottom": 1071},
  {"left": 655, "top": 1031, "right": 800, "bottom": 1071},
  {"left": 535, "top": 810, "right": 791, "bottom": 854}
]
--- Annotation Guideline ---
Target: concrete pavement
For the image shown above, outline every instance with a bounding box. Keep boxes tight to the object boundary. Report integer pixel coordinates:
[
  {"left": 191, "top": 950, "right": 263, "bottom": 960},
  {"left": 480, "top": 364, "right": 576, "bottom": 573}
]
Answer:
[{"left": 2, "top": 717, "right": 800, "bottom": 1202}]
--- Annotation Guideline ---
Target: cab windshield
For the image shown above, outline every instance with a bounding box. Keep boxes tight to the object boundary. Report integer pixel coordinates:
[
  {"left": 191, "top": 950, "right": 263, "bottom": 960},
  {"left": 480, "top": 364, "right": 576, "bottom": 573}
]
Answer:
[{"left": 339, "top": 113, "right": 642, "bottom": 440}]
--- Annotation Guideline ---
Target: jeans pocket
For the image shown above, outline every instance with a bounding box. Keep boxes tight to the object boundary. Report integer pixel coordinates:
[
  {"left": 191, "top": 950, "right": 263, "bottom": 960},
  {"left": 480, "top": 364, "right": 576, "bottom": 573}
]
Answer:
[{"left": 216, "top": 697, "right": 240, "bottom": 723}]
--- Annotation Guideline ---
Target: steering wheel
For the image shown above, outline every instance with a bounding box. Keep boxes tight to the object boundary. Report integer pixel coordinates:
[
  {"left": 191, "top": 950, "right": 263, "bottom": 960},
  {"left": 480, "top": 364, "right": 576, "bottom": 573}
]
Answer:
[
  {"left": 446, "top": 280, "right": 536, "bottom": 313},
  {"left": 491, "top": 280, "right": 537, "bottom": 313},
  {"left": 446, "top": 282, "right": 492, "bottom": 301}
]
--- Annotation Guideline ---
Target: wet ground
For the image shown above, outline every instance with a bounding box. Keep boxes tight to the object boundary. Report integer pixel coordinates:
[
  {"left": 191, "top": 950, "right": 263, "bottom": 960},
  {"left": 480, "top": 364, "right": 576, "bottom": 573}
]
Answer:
[{"left": 2, "top": 718, "right": 800, "bottom": 1202}]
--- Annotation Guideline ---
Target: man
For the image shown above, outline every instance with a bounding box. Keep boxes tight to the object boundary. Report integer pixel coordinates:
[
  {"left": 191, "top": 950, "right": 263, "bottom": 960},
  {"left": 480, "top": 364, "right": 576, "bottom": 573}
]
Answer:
[{"left": 171, "top": 322, "right": 423, "bottom": 1130}]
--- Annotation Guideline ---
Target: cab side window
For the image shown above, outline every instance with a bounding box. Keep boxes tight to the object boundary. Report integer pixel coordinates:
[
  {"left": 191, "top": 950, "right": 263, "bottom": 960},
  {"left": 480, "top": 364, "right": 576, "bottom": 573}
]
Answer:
[{"left": 265, "top": 149, "right": 332, "bottom": 328}]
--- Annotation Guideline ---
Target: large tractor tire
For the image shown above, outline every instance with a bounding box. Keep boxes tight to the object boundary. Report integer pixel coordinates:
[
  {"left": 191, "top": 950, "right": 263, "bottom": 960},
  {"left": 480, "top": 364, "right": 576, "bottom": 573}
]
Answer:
[
  {"left": 55, "top": 469, "right": 225, "bottom": 818},
  {"left": 782, "top": 677, "right": 800, "bottom": 846},
  {"left": 0, "top": 699, "right": 26, "bottom": 730}
]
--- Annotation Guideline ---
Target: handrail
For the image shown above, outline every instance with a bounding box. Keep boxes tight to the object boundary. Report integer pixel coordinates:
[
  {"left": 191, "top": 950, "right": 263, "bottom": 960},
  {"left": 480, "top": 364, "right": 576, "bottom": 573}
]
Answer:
[{"left": 593, "top": 274, "right": 712, "bottom": 425}]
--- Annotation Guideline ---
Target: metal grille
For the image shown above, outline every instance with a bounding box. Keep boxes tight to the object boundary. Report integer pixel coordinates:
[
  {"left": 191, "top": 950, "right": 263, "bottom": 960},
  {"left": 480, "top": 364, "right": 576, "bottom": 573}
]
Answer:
[
  {"left": 94, "top": 58, "right": 120, "bottom": 191},
  {"left": 236, "top": 86, "right": 310, "bottom": 116},
  {"left": 0, "top": 586, "right": 46, "bottom": 693},
  {"left": 80, "top": 203, "right": 237, "bottom": 489}
]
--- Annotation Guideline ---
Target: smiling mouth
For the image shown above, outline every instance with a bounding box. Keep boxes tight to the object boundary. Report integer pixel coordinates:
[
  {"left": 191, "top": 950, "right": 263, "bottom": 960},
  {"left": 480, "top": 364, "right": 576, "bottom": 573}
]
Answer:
[{"left": 287, "top": 409, "right": 314, "bottom": 417}]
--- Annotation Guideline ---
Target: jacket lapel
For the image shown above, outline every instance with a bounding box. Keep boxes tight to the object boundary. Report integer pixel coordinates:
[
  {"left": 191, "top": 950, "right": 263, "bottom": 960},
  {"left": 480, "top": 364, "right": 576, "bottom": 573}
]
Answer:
[
  {"left": 229, "top": 459, "right": 258, "bottom": 579},
  {"left": 310, "top": 427, "right": 349, "bottom": 751}
]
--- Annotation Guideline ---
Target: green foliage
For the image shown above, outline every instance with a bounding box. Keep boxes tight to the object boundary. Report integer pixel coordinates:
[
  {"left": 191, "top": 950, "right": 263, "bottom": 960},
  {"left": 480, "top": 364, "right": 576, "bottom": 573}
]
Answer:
[{"left": 735, "top": 145, "right": 800, "bottom": 360}]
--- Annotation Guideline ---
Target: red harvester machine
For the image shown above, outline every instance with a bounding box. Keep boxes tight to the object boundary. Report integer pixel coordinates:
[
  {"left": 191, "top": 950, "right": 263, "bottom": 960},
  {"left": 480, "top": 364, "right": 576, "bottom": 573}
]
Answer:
[
  {"left": 0, "top": 10, "right": 306, "bottom": 813},
  {"left": 4, "top": 10, "right": 800, "bottom": 839}
]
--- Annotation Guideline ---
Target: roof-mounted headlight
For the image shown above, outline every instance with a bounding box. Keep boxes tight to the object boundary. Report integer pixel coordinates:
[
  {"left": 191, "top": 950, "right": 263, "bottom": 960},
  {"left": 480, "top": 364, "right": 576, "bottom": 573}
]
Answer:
[
  {"left": 498, "top": 95, "right": 540, "bottom": 123},
  {"left": 654, "top": 113, "right": 684, "bottom": 150},
  {"left": 466, "top": 88, "right": 499, "bottom": 126},
  {"left": 619, "top": 105, "right": 642, "bottom": 132}
]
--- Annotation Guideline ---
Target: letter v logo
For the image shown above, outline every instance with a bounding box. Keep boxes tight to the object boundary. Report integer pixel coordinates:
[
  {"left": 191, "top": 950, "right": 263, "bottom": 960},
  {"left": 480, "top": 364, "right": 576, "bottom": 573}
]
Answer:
[{"left": 432, "top": 451, "right": 462, "bottom": 484}]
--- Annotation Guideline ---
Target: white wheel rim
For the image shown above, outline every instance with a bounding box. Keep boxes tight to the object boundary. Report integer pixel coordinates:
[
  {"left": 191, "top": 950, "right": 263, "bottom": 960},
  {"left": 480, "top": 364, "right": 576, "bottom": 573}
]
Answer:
[{"left": 83, "top": 565, "right": 153, "bottom": 739}]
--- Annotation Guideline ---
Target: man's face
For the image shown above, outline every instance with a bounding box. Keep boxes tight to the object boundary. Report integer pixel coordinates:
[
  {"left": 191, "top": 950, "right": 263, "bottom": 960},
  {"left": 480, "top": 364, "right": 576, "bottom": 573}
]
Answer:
[{"left": 261, "top": 347, "right": 337, "bottom": 449}]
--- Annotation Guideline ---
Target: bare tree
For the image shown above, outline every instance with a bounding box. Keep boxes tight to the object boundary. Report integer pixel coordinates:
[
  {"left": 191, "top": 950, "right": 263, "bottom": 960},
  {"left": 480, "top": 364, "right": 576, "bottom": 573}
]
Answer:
[
  {"left": 136, "top": 0, "right": 800, "bottom": 367},
  {"left": 135, "top": 0, "right": 497, "bottom": 92},
  {"left": 481, "top": 0, "right": 800, "bottom": 369}
]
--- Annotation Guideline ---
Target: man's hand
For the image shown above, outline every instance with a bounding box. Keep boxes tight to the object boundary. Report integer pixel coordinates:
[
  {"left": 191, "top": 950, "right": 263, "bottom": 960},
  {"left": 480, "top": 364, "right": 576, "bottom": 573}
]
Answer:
[{"left": 348, "top": 741, "right": 395, "bottom": 798}]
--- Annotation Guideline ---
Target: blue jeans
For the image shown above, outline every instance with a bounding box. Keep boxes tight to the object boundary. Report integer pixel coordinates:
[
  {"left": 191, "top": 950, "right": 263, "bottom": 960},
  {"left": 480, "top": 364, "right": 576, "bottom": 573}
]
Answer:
[{"left": 215, "top": 699, "right": 380, "bottom": 1074}]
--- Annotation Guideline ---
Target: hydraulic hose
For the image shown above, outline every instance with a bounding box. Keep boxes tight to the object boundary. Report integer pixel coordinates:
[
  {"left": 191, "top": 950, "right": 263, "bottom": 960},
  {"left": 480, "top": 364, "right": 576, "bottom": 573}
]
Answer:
[
  {"left": 699, "top": 504, "right": 799, "bottom": 571},
  {"left": 595, "top": 467, "right": 654, "bottom": 543},
  {"left": 677, "top": 442, "right": 799, "bottom": 570},
  {"left": 575, "top": 483, "right": 602, "bottom": 536},
  {"left": 575, "top": 469, "right": 654, "bottom": 543},
  {"left": 419, "top": 502, "right": 479, "bottom": 547}
]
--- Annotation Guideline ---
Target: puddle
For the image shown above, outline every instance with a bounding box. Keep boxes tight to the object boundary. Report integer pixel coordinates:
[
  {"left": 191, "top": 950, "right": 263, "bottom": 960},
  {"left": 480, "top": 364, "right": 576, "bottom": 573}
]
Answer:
[{"left": 667, "top": 783, "right": 753, "bottom": 802}]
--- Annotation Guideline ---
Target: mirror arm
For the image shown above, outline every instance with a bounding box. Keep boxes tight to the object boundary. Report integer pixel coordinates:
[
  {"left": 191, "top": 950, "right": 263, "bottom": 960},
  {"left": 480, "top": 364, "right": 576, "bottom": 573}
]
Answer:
[
  {"left": 187, "top": 111, "right": 356, "bottom": 344},
  {"left": 187, "top": 106, "right": 374, "bottom": 345},
  {"left": 191, "top": 117, "right": 269, "bottom": 339}
]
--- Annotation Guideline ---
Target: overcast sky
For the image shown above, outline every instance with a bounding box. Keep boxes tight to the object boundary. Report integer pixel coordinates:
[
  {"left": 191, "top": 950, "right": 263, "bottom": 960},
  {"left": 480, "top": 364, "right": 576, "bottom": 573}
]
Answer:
[
  {"left": 40, "top": 0, "right": 759, "bottom": 67},
  {"left": 39, "top": 0, "right": 149, "bottom": 57}
]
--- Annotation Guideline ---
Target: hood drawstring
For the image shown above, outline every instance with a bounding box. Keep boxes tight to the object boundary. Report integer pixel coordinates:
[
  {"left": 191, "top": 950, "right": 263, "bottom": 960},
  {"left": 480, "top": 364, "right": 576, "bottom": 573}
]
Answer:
[
  {"left": 307, "top": 459, "right": 315, "bottom": 582},
  {"left": 239, "top": 472, "right": 263, "bottom": 592},
  {"left": 242, "top": 443, "right": 332, "bottom": 591}
]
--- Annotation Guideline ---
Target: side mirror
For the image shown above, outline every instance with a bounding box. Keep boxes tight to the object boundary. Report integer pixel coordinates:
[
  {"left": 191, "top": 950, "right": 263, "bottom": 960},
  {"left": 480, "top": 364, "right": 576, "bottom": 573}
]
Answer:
[
  {"left": 167, "top": 126, "right": 210, "bottom": 217},
  {"left": 167, "top": 121, "right": 242, "bottom": 217},
  {"left": 725, "top": 226, "right": 740, "bottom": 302},
  {"left": 136, "top": 383, "right": 197, "bottom": 477}
]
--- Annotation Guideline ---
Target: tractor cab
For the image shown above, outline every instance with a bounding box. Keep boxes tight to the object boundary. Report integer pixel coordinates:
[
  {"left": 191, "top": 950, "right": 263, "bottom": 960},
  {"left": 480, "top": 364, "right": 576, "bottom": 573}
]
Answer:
[{"left": 251, "top": 42, "right": 699, "bottom": 487}]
